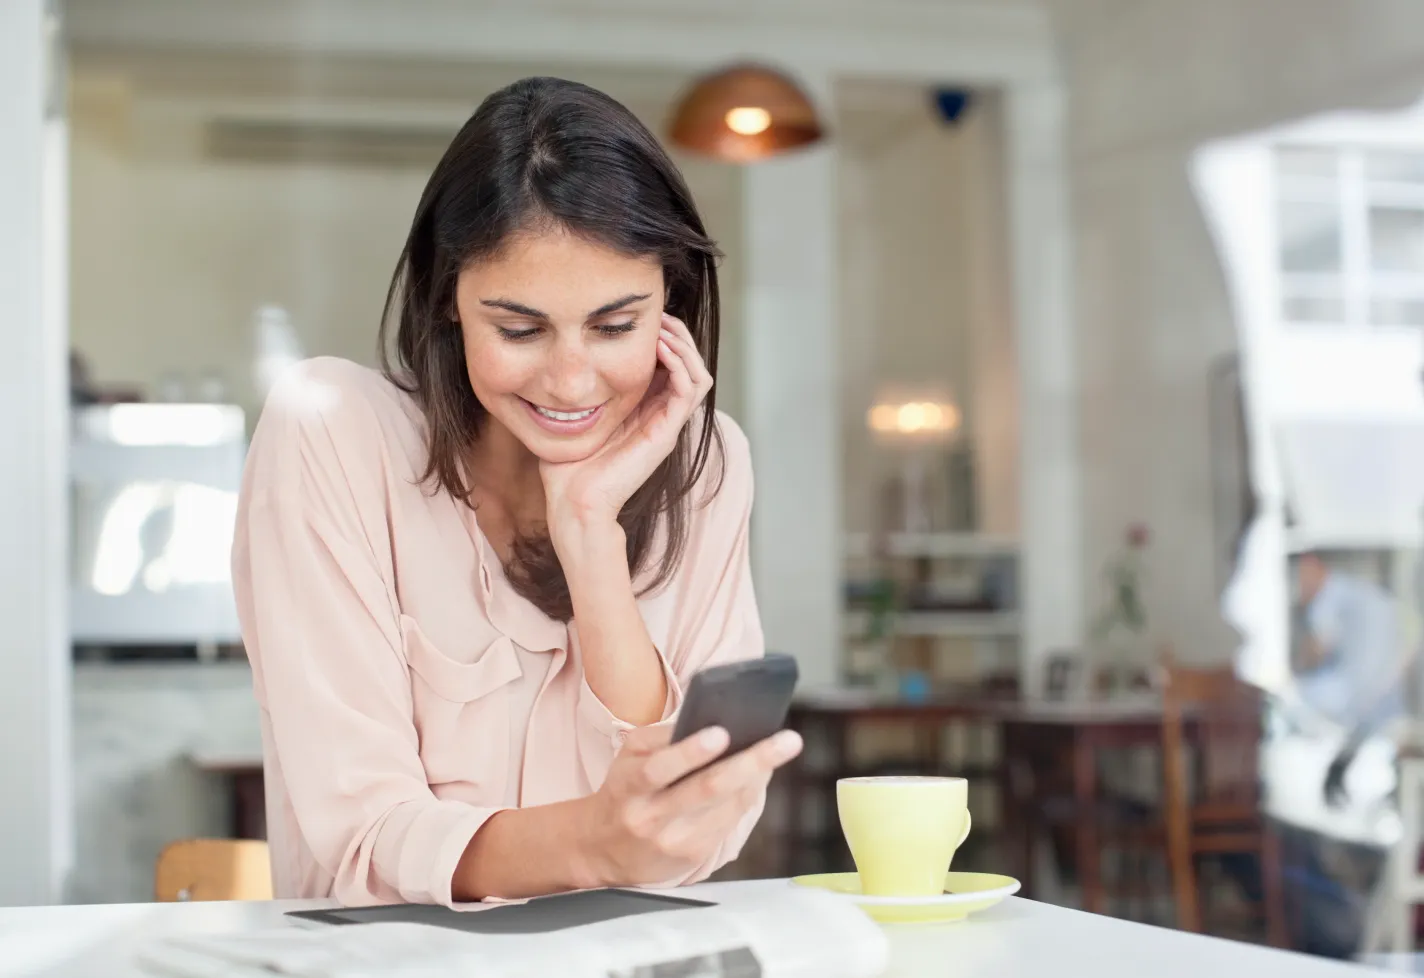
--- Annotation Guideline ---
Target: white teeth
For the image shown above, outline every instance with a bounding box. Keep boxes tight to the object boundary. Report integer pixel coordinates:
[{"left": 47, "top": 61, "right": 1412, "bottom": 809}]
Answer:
[{"left": 534, "top": 405, "right": 597, "bottom": 422}]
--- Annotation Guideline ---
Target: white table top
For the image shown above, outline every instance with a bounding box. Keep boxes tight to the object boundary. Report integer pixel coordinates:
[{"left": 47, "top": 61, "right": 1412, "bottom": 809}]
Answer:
[{"left": 0, "top": 880, "right": 1384, "bottom": 978}]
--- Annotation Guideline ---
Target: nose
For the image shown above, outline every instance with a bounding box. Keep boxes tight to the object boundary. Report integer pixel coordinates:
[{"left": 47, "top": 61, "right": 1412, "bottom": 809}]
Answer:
[{"left": 543, "top": 333, "right": 598, "bottom": 406}]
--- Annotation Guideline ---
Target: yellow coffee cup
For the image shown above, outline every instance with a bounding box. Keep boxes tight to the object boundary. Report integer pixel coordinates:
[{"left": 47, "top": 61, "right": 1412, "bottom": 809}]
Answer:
[{"left": 837, "top": 776, "right": 972, "bottom": 897}]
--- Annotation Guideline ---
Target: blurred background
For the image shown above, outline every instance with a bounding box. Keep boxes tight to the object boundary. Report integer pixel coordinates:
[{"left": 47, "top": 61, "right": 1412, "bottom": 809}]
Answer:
[{"left": 8, "top": 0, "right": 1424, "bottom": 965}]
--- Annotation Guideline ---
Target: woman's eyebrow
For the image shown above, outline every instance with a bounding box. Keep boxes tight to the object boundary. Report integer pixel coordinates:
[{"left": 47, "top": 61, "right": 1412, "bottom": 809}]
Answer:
[
  {"left": 478, "top": 293, "right": 651, "bottom": 322},
  {"left": 480, "top": 297, "right": 548, "bottom": 320},
  {"left": 588, "top": 293, "right": 652, "bottom": 318}
]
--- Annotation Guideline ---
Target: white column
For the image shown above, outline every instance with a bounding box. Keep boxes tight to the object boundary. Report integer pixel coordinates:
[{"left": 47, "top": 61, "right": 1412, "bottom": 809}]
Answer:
[
  {"left": 0, "top": 0, "right": 72, "bottom": 905},
  {"left": 963, "top": 92, "right": 1020, "bottom": 539},
  {"left": 1005, "top": 82, "right": 1083, "bottom": 694},
  {"left": 742, "top": 76, "right": 841, "bottom": 689}
]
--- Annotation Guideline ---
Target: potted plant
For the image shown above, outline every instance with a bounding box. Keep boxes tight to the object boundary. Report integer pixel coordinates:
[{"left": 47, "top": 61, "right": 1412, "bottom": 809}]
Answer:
[{"left": 1089, "top": 523, "right": 1151, "bottom": 695}]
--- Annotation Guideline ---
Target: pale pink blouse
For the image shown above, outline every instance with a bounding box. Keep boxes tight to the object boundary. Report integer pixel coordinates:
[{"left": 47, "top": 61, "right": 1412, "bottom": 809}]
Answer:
[{"left": 230, "top": 357, "right": 765, "bottom": 907}]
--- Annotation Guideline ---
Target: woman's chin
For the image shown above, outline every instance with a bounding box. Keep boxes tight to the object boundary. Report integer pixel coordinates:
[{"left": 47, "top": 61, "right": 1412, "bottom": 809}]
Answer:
[{"left": 521, "top": 428, "right": 610, "bottom": 466}]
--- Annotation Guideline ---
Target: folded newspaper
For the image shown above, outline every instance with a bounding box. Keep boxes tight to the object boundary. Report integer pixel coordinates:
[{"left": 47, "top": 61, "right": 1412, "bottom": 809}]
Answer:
[{"left": 135, "top": 887, "right": 889, "bottom": 978}]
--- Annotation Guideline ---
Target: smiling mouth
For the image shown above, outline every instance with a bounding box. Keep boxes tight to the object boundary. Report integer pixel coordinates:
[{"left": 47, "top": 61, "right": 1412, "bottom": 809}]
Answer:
[
  {"left": 531, "top": 403, "right": 598, "bottom": 421},
  {"left": 519, "top": 398, "right": 605, "bottom": 428}
]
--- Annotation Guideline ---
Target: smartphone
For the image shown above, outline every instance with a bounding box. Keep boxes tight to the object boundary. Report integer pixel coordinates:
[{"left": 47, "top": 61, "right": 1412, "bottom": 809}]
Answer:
[{"left": 670, "top": 653, "right": 799, "bottom": 758}]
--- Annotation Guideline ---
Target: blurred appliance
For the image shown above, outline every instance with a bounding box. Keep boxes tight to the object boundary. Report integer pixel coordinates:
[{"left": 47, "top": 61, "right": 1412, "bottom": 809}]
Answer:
[{"left": 70, "top": 403, "right": 246, "bottom": 648}]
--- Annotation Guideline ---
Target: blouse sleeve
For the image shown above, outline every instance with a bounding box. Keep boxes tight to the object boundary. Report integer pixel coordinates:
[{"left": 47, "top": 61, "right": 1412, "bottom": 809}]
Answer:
[{"left": 232, "top": 366, "right": 502, "bottom": 907}]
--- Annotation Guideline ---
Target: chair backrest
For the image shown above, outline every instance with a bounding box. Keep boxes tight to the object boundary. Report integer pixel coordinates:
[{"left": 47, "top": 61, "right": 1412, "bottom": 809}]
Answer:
[
  {"left": 154, "top": 839, "right": 273, "bottom": 902},
  {"left": 1159, "top": 651, "right": 1265, "bottom": 933},
  {"left": 1160, "top": 656, "right": 1264, "bottom": 814}
]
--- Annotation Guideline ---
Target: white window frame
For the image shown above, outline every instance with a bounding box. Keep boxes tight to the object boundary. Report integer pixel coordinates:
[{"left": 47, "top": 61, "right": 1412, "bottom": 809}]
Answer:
[{"left": 1277, "top": 142, "right": 1424, "bottom": 330}]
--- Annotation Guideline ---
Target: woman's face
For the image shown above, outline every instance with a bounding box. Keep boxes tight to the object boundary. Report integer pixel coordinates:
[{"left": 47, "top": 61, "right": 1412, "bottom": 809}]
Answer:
[{"left": 455, "top": 228, "right": 665, "bottom": 465}]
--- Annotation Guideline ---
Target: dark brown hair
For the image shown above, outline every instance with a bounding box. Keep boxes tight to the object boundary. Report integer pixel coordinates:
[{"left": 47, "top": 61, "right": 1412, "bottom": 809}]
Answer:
[{"left": 379, "top": 76, "right": 723, "bottom": 621}]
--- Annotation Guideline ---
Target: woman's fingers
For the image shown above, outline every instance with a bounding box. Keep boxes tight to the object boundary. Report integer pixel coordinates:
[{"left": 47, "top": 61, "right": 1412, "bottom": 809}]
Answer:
[
  {"left": 663, "top": 316, "right": 712, "bottom": 375},
  {"left": 639, "top": 725, "right": 731, "bottom": 791},
  {"left": 633, "top": 315, "right": 711, "bottom": 451},
  {"left": 657, "top": 327, "right": 697, "bottom": 403},
  {"left": 653, "top": 731, "right": 804, "bottom": 855},
  {"left": 656, "top": 776, "right": 769, "bottom": 856},
  {"left": 643, "top": 330, "right": 698, "bottom": 447},
  {"left": 607, "top": 726, "right": 729, "bottom": 853},
  {"left": 657, "top": 333, "right": 697, "bottom": 401},
  {"left": 660, "top": 314, "right": 713, "bottom": 394},
  {"left": 654, "top": 729, "right": 802, "bottom": 816},
  {"left": 600, "top": 728, "right": 802, "bottom": 880}
]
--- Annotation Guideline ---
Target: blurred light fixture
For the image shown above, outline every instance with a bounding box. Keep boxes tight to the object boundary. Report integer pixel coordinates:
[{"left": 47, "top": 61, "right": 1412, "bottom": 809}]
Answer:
[
  {"left": 669, "top": 64, "right": 825, "bottom": 162},
  {"left": 725, "top": 106, "right": 771, "bottom": 136},
  {"left": 868, "top": 400, "right": 961, "bottom": 438},
  {"left": 867, "top": 397, "right": 962, "bottom": 534}
]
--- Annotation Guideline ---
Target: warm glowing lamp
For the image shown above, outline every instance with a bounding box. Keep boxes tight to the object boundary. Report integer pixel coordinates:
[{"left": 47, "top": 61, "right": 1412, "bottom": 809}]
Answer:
[
  {"left": 866, "top": 397, "right": 963, "bottom": 533},
  {"left": 668, "top": 64, "right": 825, "bottom": 162}
]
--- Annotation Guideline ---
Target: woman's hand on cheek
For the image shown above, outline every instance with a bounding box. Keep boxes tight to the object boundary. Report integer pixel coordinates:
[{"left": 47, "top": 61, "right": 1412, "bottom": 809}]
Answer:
[{"left": 539, "top": 313, "right": 712, "bottom": 545}]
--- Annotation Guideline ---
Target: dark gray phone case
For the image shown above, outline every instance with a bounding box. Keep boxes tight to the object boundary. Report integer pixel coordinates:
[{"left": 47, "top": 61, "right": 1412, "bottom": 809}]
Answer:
[{"left": 670, "top": 653, "right": 799, "bottom": 755}]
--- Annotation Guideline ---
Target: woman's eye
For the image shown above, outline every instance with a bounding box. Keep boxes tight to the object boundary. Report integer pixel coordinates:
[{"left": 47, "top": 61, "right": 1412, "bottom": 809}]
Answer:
[
  {"left": 597, "top": 321, "right": 637, "bottom": 337},
  {"left": 497, "top": 326, "right": 541, "bottom": 341}
]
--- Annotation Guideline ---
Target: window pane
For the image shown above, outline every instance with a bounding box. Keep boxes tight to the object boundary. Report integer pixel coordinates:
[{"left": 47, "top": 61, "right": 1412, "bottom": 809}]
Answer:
[
  {"left": 1369, "top": 206, "right": 1424, "bottom": 273},
  {"left": 1366, "top": 150, "right": 1424, "bottom": 184},
  {"left": 1277, "top": 146, "right": 1340, "bottom": 181},
  {"left": 1283, "top": 294, "right": 1346, "bottom": 324},
  {"left": 1371, "top": 298, "right": 1424, "bottom": 327},
  {"left": 1279, "top": 199, "right": 1343, "bottom": 273}
]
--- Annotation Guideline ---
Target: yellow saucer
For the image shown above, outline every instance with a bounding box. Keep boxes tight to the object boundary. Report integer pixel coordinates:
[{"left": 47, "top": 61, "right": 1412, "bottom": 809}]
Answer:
[{"left": 789, "top": 871, "right": 1020, "bottom": 924}]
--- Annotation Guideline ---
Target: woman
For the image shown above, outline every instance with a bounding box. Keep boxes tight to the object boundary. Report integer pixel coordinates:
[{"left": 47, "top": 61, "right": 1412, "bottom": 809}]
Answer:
[{"left": 231, "top": 77, "right": 802, "bottom": 907}]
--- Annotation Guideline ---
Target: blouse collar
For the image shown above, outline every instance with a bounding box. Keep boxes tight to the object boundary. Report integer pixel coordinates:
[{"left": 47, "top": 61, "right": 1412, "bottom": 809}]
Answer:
[{"left": 454, "top": 497, "right": 568, "bottom": 654}]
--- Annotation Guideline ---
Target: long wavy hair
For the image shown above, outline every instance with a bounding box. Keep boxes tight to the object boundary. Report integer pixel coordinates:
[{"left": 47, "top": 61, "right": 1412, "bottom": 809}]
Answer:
[{"left": 379, "top": 77, "right": 723, "bottom": 621}]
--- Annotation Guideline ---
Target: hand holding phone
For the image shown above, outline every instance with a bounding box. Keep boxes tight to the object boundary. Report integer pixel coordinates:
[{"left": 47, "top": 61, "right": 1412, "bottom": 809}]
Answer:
[{"left": 574, "top": 655, "right": 801, "bottom": 889}]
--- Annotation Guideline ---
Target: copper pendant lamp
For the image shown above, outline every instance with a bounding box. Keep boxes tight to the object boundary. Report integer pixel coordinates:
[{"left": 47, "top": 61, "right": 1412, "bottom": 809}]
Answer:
[{"left": 668, "top": 63, "right": 825, "bottom": 162}]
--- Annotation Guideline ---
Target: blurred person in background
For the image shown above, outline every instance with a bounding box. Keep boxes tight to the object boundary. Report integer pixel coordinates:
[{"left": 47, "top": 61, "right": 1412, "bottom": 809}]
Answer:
[
  {"left": 231, "top": 77, "right": 802, "bottom": 908},
  {"left": 1266, "top": 550, "right": 1414, "bottom": 957},
  {"left": 1293, "top": 552, "right": 1407, "bottom": 745},
  {"left": 1291, "top": 551, "right": 1411, "bottom": 807}
]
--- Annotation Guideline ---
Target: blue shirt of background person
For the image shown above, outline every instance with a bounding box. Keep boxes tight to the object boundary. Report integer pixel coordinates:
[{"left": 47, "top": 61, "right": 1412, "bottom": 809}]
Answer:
[{"left": 1293, "top": 552, "right": 1405, "bottom": 733}]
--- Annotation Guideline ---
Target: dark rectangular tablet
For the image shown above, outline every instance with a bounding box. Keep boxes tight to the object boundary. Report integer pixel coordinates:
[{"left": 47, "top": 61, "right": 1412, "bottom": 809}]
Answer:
[{"left": 286, "top": 888, "right": 714, "bottom": 935}]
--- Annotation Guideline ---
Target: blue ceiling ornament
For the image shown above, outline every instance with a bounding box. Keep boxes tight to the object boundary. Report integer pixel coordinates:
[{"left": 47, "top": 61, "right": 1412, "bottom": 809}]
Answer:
[{"left": 932, "top": 88, "right": 973, "bottom": 126}]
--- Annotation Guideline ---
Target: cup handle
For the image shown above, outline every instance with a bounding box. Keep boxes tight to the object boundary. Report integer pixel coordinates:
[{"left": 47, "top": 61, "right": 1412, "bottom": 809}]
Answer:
[{"left": 956, "top": 810, "right": 973, "bottom": 848}]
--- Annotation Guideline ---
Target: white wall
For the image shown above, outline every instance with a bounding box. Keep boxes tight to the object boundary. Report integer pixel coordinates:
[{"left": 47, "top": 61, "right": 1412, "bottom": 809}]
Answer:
[
  {"left": 1050, "top": 0, "right": 1424, "bottom": 665},
  {"left": 743, "top": 106, "right": 841, "bottom": 685},
  {"left": 71, "top": 663, "right": 260, "bottom": 904},
  {"left": 64, "top": 0, "right": 1057, "bottom": 90},
  {"left": 838, "top": 99, "right": 980, "bottom": 536},
  {"left": 0, "top": 0, "right": 72, "bottom": 905},
  {"left": 68, "top": 57, "right": 748, "bottom": 426},
  {"left": 69, "top": 80, "right": 426, "bottom": 420},
  {"left": 963, "top": 94, "right": 1019, "bottom": 537}
]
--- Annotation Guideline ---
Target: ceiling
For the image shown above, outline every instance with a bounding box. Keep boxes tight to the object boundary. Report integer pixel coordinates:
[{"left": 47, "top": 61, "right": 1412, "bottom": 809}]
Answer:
[
  {"left": 63, "top": 0, "right": 1057, "bottom": 90},
  {"left": 71, "top": 45, "right": 949, "bottom": 158}
]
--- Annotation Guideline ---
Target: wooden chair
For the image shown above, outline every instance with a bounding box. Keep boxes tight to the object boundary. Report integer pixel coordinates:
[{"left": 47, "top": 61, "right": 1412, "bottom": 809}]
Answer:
[
  {"left": 154, "top": 839, "right": 273, "bottom": 902},
  {"left": 1160, "top": 658, "right": 1288, "bottom": 945},
  {"left": 1002, "top": 725, "right": 1165, "bottom": 917}
]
